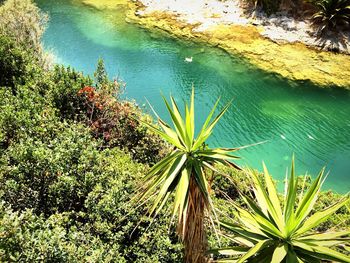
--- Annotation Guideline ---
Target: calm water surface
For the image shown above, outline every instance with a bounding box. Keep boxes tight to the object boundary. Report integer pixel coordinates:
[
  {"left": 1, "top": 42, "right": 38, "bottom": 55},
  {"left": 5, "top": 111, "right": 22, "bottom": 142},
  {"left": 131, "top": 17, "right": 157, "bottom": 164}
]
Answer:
[{"left": 36, "top": 0, "right": 350, "bottom": 192}]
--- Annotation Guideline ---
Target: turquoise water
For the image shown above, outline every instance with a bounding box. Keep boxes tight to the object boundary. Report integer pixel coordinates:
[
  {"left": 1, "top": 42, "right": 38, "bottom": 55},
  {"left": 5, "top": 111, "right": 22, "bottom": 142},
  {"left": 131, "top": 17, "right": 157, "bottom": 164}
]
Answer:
[{"left": 36, "top": 0, "right": 350, "bottom": 193}]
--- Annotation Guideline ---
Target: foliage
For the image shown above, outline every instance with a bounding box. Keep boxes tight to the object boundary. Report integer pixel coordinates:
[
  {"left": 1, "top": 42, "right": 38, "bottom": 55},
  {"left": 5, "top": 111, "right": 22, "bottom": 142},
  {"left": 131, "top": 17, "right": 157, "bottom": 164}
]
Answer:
[
  {"left": 0, "top": 1, "right": 349, "bottom": 261},
  {"left": 75, "top": 65, "right": 168, "bottom": 164},
  {"left": 49, "top": 65, "right": 93, "bottom": 120},
  {"left": 0, "top": 121, "right": 103, "bottom": 215},
  {"left": 0, "top": 84, "right": 51, "bottom": 149},
  {"left": 0, "top": 149, "right": 183, "bottom": 262},
  {"left": 212, "top": 159, "right": 350, "bottom": 262},
  {"left": 246, "top": 0, "right": 350, "bottom": 34},
  {"left": 0, "top": 0, "right": 50, "bottom": 68},
  {"left": 94, "top": 57, "right": 109, "bottom": 88},
  {"left": 311, "top": 0, "right": 350, "bottom": 34},
  {"left": 245, "top": 0, "right": 282, "bottom": 15},
  {"left": 0, "top": 11, "right": 182, "bottom": 259},
  {"left": 135, "top": 90, "right": 242, "bottom": 262},
  {"left": 0, "top": 35, "right": 27, "bottom": 89},
  {"left": 212, "top": 165, "right": 255, "bottom": 200},
  {"left": 46, "top": 63, "right": 167, "bottom": 165}
]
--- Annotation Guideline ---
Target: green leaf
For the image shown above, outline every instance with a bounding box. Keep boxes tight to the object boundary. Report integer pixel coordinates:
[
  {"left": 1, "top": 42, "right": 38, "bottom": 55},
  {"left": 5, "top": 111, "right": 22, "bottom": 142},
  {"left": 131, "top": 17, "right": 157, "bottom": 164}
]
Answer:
[
  {"left": 220, "top": 221, "right": 267, "bottom": 243},
  {"left": 185, "top": 88, "right": 195, "bottom": 148},
  {"left": 192, "top": 99, "right": 230, "bottom": 150},
  {"left": 286, "top": 249, "right": 303, "bottom": 263},
  {"left": 262, "top": 163, "right": 284, "bottom": 232},
  {"left": 295, "top": 196, "right": 349, "bottom": 236},
  {"left": 284, "top": 157, "right": 297, "bottom": 231},
  {"left": 271, "top": 244, "right": 288, "bottom": 263},
  {"left": 149, "top": 154, "right": 187, "bottom": 215},
  {"left": 162, "top": 95, "right": 187, "bottom": 147},
  {"left": 138, "top": 118, "right": 185, "bottom": 150},
  {"left": 173, "top": 166, "right": 190, "bottom": 224},
  {"left": 294, "top": 241, "right": 350, "bottom": 263},
  {"left": 299, "top": 231, "right": 350, "bottom": 241},
  {"left": 293, "top": 168, "right": 325, "bottom": 231},
  {"left": 237, "top": 240, "right": 271, "bottom": 263}
]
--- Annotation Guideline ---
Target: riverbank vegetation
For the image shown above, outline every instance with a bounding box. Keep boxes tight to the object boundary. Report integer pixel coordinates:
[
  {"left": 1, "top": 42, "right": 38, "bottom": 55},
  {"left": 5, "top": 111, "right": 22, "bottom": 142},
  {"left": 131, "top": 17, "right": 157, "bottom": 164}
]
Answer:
[
  {"left": 0, "top": 0, "right": 349, "bottom": 262},
  {"left": 246, "top": 0, "right": 350, "bottom": 35},
  {"left": 126, "top": 0, "right": 350, "bottom": 87}
]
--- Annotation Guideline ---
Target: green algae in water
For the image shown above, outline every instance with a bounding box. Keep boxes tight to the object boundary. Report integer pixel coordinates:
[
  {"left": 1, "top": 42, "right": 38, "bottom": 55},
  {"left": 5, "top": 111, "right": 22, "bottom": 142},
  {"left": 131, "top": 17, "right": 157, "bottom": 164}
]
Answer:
[{"left": 36, "top": 0, "right": 350, "bottom": 193}]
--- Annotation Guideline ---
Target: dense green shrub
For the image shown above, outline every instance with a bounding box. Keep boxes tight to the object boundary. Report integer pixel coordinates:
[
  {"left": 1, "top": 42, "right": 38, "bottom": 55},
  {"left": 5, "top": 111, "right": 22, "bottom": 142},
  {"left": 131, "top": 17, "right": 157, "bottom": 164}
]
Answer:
[
  {"left": 212, "top": 165, "right": 254, "bottom": 200},
  {"left": 0, "top": 85, "right": 52, "bottom": 148},
  {"left": 0, "top": 204, "right": 177, "bottom": 262},
  {"left": 0, "top": 35, "right": 28, "bottom": 89},
  {"left": 0, "top": 149, "right": 183, "bottom": 262},
  {"left": 49, "top": 65, "right": 93, "bottom": 120},
  {"left": 72, "top": 62, "right": 168, "bottom": 164},
  {"left": 83, "top": 149, "right": 183, "bottom": 262},
  {"left": 0, "top": 122, "right": 104, "bottom": 215}
]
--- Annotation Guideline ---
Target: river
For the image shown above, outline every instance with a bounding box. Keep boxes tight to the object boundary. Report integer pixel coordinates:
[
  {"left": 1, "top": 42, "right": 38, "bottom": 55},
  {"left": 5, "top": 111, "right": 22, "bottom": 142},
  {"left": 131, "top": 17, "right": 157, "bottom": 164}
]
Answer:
[{"left": 36, "top": 0, "right": 350, "bottom": 193}]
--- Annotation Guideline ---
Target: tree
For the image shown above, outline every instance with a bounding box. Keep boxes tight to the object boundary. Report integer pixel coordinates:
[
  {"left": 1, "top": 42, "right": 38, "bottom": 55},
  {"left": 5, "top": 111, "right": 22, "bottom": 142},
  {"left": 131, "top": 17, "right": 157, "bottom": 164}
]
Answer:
[
  {"left": 212, "top": 158, "right": 350, "bottom": 262},
  {"left": 135, "top": 89, "right": 242, "bottom": 263},
  {"left": 94, "top": 57, "right": 109, "bottom": 88},
  {"left": 0, "top": 0, "right": 49, "bottom": 68}
]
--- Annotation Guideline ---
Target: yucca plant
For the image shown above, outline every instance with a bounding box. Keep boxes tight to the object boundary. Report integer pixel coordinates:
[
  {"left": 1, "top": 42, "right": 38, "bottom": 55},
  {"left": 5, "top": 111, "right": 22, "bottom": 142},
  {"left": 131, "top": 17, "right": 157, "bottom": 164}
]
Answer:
[
  {"left": 311, "top": 0, "right": 350, "bottom": 34},
  {"left": 135, "top": 90, "right": 242, "bottom": 263},
  {"left": 212, "top": 159, "right": 350, "bottom": 262}
]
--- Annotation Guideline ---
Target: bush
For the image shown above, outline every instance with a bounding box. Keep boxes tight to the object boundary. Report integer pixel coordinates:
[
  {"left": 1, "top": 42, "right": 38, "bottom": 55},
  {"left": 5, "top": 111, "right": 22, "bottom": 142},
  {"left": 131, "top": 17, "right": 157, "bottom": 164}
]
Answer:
[
  {"left": 0, "top": 148, "right": 183, "bottom": 262},
  {"left": 83, "top": 149, "right": 183, "bottom": 262},
  {"left": 0, "top": 0, "right": 50, "bottom": 68},
  {"left": 0, "top": 85, "right": 53, "bottom": 148},
  {"left": 0, "top": 203, "right": 127, "bottom": 262},
  {"left": 0, "top": 122, "right": 103, "bottom": 215},
  {"left": 49, "top": 65, "right": 93, "bottom": 120},
  {"left": 66, "top": 61, "right": 169, "bottom": 165},
  {"left": 0, "top": 35, "right": 27, "bottom": 89}
]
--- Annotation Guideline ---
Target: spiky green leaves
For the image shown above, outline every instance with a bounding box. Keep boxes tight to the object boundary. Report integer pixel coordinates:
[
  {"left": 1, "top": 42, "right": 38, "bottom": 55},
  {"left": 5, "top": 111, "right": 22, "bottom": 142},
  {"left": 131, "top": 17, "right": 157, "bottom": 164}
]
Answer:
[
  {"left": 136, "top": 89, "right": 241, "bottom": 237},
  {"left": 312, "top": 0, "right": 350, "bottom": 33},
  {"left": 213, "top": 159, "right": 350, "bottom": 263}
]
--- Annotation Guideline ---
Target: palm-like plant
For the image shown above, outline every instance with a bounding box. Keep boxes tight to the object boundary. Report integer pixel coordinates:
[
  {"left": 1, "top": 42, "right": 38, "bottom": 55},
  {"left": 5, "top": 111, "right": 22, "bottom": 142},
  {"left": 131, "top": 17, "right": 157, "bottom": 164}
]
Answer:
[
  {"left": 312, "top": 0, "right": 350, "bottom": 34},
  {"left": 136, "top": 90, "right": 241, "bottom": 263},
  {"left": 212, "top": 159, "right": 350, "bottom": 262}
]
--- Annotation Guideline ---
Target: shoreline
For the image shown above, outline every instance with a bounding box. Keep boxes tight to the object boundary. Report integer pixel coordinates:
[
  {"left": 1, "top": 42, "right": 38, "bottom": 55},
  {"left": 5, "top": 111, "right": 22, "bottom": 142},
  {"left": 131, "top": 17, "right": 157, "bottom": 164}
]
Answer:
[
  {"left": 137, "top": 0, "right": 350, "bottom": 55},
  {"left": 81, "top": 0, "right": 350, "bottom": 89}
]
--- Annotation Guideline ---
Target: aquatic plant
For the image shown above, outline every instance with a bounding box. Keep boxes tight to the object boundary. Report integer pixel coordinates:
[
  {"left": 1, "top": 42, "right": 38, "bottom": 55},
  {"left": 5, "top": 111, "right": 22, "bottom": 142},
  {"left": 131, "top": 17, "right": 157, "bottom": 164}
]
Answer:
[
  {"left": 211, "top": 158, "right": 350, "bottom": 262},
  {"left": 135, "top": 90, "right": 241, "bottom": 263}
]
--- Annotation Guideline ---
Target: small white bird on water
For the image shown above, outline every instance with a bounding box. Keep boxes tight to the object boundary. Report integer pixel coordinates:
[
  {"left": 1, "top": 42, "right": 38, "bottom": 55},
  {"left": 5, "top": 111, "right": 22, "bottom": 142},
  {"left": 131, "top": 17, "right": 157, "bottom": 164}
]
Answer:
[
  {"left": 307, "top": 134, "right": 315, "bottom": 140},
  {"left": 185, "top": 57, "right": 193, "bottom": 63},
  {"left": 280, "top": 134, "right": 286, "bottom": 140}
]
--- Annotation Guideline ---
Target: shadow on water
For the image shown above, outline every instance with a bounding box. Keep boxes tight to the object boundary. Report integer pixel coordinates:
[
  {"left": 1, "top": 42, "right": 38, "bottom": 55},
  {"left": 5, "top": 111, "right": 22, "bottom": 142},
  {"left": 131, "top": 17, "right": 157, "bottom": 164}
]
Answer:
[{"left": 36, "top": 0, "right": 350, "bottom": 193}]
